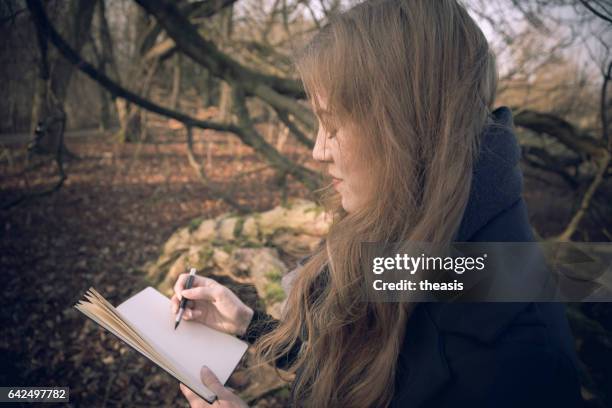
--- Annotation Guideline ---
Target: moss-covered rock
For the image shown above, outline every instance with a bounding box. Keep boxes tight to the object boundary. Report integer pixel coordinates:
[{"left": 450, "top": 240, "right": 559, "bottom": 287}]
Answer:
[{"left": 144, "top": 198, "right": 330, "bottom": 316}]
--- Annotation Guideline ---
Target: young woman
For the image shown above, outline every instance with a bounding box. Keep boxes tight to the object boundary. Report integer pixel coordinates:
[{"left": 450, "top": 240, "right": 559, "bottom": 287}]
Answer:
[{"left": 172, "top": 0, "right": 582, "bottom": 406}]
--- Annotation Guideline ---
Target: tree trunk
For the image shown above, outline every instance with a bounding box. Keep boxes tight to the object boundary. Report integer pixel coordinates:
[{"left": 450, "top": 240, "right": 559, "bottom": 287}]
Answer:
[
  {"left": 48, "top": 1, "right": 97, "bottom": 101},
  {"left": 30, "top": 68, "right": 49, "bottom": 135},
  {"left": 28, "top": 0, "right": 96, "bottom": 154},
  {"left": 115, "top": 99, "right": 141, "bottom": 143},
  {"left": 217, "top": 5, "right": 234, "bottom": 123},
  {"left": 96, "top": 0, "right": 119, "bottom": 130},
  {"left": 201, "top": 68, "right": 213, "bottom": 107},
  {"left": 98, "top": 84, "right": 111, "bottom": 131},
  {"left": 219, "top": 81, "right": 233, "bottom": 122},
  {"left": 170, "top": 54, "right": 182, "bottom": 110},
  {"left": 116, "top": 4, "right": 153, "bottom": 143}
]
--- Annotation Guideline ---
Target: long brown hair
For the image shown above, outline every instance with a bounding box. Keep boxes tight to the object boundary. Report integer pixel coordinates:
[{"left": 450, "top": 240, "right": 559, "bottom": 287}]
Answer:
[{"left": 254, "top": 1, "right": 498, "bottom": 406}]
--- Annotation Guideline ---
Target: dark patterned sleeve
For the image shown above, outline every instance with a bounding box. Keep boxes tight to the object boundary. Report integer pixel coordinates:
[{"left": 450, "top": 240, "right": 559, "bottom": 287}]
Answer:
[
  {"left": 240, "top": 308, "right": 280, "bottom": 345},
  {"left": 239, "top": 309, "right": 303, "bottom": 370}
]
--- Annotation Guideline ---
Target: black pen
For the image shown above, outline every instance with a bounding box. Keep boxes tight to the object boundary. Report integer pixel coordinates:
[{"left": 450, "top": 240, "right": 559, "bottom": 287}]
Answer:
[{"left": 174, "top": 267, "right": 196, "bottom": 330}]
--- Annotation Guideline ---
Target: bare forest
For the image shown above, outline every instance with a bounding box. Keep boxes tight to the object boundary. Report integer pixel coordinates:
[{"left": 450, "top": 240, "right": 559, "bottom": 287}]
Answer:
[{"left": 1, "top": 0, "right": 611, "bottom": 406}]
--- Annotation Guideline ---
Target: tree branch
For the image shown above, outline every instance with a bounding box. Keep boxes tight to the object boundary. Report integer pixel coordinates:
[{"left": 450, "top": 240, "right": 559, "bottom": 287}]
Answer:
[
  {"left": 26, "top": 0, "right": 321, "bottom": 191},
  {"left": 133, "top": 0, "right": 303, "bottom": 97},
  {"left": 556, "top": 152, "right": 611, "bottom": 241},
  {"left": 600, "top": 60, "right": 611, "bottom": 149},
  {"left": 521, "top": 145, "right": 580, "bottom": 189},
  {"left": 578, "top": 0, "right": 612, "bottom": 25},
  {"left": 140, "top": 0, "right": 239, "bottom": 61},
  {"left": 231, "top": 84, "right": 321, "bottom": 191},
  {"left": 272, "top": 106, "right": 314, "bottom": 149},
  {"left": 132, "top": 0, "right": 316, "bottom": 131},
  {"left": 185, "top": 126, "right": 252, "bottom": 213},
  {"left": 513, "top": 109, "right": 606, "bottom": 157}
]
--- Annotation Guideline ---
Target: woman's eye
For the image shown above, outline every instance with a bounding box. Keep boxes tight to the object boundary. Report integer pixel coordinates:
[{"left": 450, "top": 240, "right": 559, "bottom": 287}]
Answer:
[{"left": 316, "top": 118, "right": 337, "bottom": 139}]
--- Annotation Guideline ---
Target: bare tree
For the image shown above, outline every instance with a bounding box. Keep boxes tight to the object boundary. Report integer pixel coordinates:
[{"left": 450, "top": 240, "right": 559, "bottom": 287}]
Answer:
[
  {"left": 28, "top": 0, "right": 96, "bottom": 154},
  {"left": 25, "top": 0, "right": 322, "bottom": 194}
]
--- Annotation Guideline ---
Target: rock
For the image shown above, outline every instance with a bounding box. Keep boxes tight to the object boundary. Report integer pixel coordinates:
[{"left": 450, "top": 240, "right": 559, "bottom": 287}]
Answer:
[
  {"left": 271, "top": 232, "right": 323, "bottom": 258},
  {"left": 145, "top": 199, "right": 330, "bottom": 315},
  {"left": 249, "top": 248, "right": 288, "bottom": 319},
  {"left": 210, "top": 247, "right": 290, "bottom": 318},
  {"left": 159, "top": 252, "right": 188, "bottom": 295},
  {"left": 258, "top": 198, "right": 330, "bottom": 238},
  {"left": 218, "top": 217, "right": 238, "bottom": 241},
  {"left": 212, "top": 248, "right": 231, "bottom": 271},
  {"left": 162, "top": 227, "right": 191, "bottom": 255},
  {"left": 191, "top": 220, "right": 216, "bottom": 242},
  {"left": 242, "top": 217, "right": 259, "bottom": 241}
]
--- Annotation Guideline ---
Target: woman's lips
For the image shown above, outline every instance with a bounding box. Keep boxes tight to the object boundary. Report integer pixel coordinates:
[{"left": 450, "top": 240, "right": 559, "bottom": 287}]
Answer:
[{"left": 332, "top": 177, "right": 342, "bottom": 188}]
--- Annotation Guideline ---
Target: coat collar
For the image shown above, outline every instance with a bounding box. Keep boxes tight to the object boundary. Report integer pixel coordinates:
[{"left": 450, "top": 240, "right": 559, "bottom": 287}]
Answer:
[
  {"left": 392, "top": 107, "right": 532, "bottom": 406},
  {"left": 456, "top": 106, "right": 523, "bottom": 242},
  {"left": 424, "top": 106, "right": 532, "bottom": 344}
]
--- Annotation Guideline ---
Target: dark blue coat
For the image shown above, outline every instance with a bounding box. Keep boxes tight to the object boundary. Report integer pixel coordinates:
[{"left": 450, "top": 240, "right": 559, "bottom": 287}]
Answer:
[
  {"left": 389, "top": 107, "right": 582, "bottom": 407},
  {"left": 244, "top": 107, "right": 583, "bottom": 407}
]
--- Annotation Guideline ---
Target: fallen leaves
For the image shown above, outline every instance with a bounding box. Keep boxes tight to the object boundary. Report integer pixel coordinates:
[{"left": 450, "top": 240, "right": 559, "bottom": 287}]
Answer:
[{"left": 0, "top": 130, "right": 309, "bottom": 406}]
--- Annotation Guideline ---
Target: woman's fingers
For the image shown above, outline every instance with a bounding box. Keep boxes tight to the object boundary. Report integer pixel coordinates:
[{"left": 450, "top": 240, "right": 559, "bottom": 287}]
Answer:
[
  {"left": 171, "top": 294, "right": 179, "bottom": 314},
  {"left": 171, "top": 294, "right": 204, "bottom": 318},
  {"left": 181, "top": 286, "right": 219, "bottom": 302},
  {"left": 173, "top": 274, "right": 219, "bottom": 300},
  {"left": 182, "top": 308, "right": 202, "bottom": 320},
  {"left": 179, "top": 383, "right": 210, "bottom": 407},
  {"left": 199, "top": 366, "right": 225, "bottom": 396}
]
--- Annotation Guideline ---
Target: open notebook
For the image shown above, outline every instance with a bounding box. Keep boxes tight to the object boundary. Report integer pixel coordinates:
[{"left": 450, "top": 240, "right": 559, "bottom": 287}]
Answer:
[{"left": 74, "top": 286, "right": 249, "bottom": 403}]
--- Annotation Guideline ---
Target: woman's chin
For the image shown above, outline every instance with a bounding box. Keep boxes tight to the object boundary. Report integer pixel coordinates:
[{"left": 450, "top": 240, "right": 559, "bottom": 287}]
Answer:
[{"left": 340, "top": 196, "right": 355, "bottom": 213}]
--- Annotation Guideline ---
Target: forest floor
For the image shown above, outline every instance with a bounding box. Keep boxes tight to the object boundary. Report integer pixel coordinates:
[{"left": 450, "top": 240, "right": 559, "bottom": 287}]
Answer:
[
  {"left": 0, "top": 127, "right": 610, "bottom": 407},
  {"left": 0, "top": 128, "right": 311, "bottom": 407}
]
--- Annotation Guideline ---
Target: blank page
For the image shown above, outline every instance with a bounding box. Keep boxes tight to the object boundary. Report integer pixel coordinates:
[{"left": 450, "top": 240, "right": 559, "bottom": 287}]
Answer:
[{"left": 116, "top": 287, "right": 248, "bottom": 391}]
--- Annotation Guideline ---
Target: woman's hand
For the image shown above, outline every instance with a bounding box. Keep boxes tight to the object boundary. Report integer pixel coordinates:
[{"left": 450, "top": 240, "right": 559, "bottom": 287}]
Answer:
[
  {"left": 171, "top": 273, "right": 254, "bottom": 336},
  {"left": 180, "top": 366, "right": 248, "bottom": 408}
]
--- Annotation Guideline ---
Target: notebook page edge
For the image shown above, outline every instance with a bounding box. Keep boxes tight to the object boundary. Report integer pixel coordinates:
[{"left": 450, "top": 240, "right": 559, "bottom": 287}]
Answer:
[
  {"left": 84, "top": 287, "right": 186, "bottom": 375},
  {"left": 74, "top": 302, "right": 217, "bottom": 403}
]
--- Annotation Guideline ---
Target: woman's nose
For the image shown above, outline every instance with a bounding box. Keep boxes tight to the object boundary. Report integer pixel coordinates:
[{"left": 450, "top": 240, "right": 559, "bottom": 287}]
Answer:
[{"left": 312, "top": 131, "right": 333, "bottom": 162}]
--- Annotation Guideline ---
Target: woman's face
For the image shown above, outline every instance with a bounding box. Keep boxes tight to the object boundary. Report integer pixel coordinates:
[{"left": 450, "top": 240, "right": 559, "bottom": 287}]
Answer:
[{"left": 311, "top": 94, "right": 373, "bottom": 213}]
